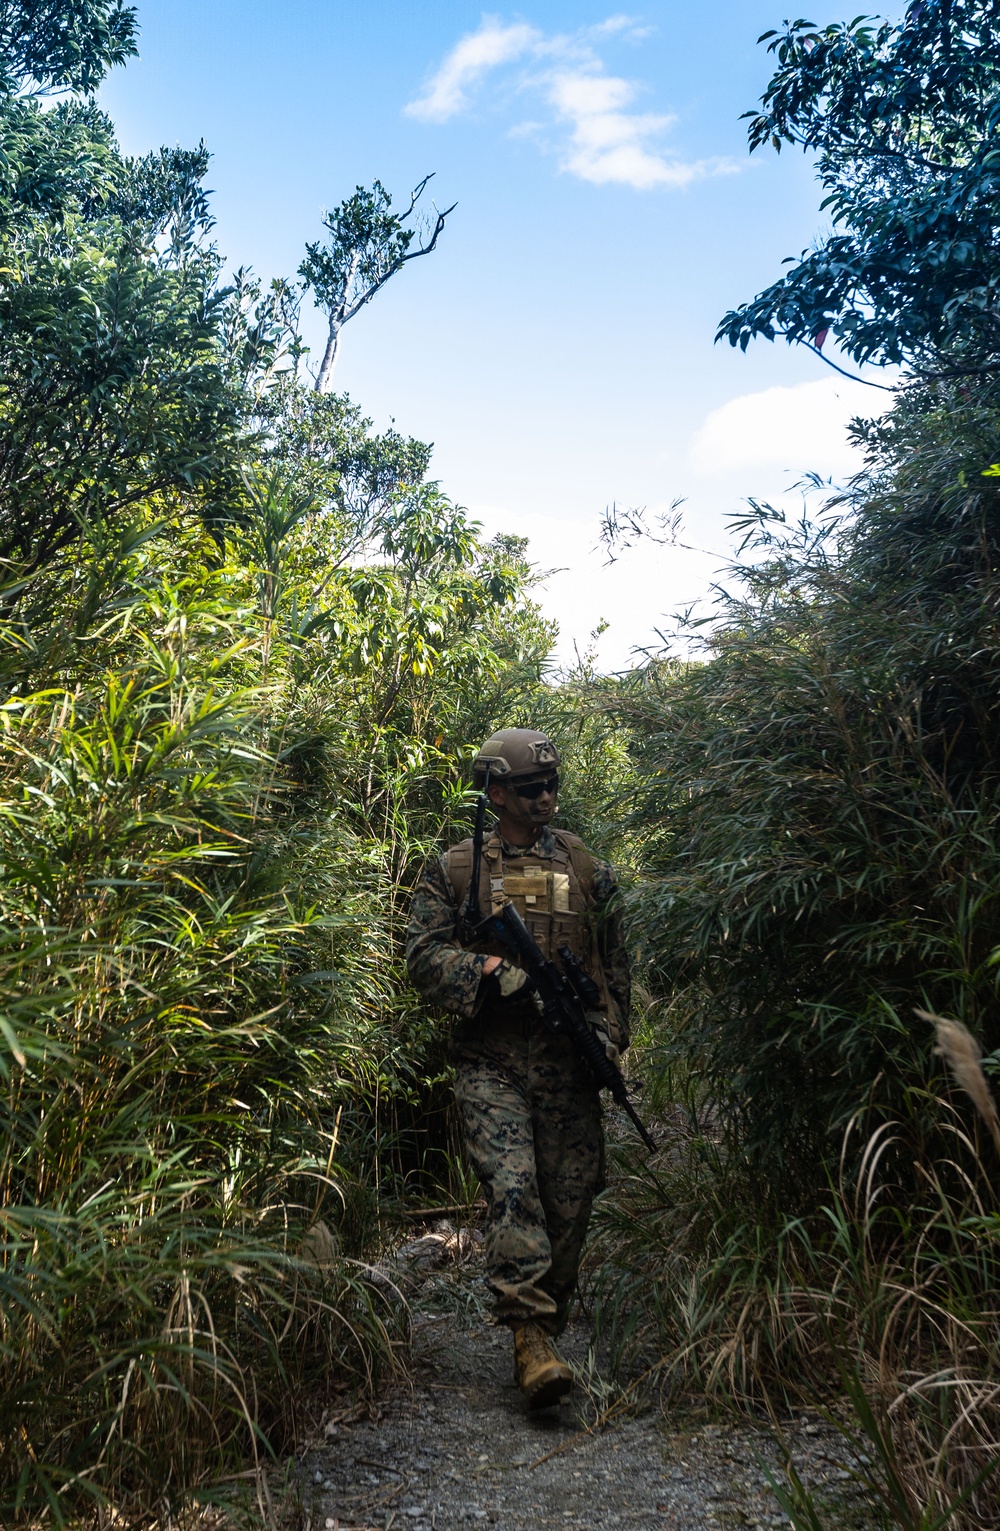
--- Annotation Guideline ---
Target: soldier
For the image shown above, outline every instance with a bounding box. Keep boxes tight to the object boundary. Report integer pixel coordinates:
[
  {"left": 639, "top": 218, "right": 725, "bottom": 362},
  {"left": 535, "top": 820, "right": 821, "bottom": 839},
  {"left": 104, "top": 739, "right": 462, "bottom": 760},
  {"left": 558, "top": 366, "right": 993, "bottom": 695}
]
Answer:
[{"left": 406, "top": 729, "right": 631, "bottom": 1410}]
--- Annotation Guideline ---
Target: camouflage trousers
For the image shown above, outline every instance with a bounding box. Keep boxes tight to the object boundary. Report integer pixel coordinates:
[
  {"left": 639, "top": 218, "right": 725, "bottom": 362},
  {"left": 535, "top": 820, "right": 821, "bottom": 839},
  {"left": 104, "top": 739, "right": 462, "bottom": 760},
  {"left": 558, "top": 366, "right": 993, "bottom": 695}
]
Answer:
[{"left": 452, "top": 1014, "right": 604, "bottom": 1334}]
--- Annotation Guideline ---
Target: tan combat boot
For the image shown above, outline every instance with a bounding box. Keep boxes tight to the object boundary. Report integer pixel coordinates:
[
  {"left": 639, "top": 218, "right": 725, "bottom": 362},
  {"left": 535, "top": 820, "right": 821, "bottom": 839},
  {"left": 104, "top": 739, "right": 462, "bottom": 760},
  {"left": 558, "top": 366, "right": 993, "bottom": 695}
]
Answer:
[{"left": 512, "top": 1323, "right": 572, "bottom": 1409}]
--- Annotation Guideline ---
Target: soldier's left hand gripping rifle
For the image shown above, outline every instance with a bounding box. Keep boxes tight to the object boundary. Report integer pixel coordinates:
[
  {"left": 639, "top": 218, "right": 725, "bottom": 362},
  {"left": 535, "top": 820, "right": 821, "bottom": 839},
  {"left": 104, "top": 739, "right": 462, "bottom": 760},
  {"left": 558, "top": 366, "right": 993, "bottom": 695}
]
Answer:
[{"left": 461, "top": 772, "right": 656, "bottom": 1153}]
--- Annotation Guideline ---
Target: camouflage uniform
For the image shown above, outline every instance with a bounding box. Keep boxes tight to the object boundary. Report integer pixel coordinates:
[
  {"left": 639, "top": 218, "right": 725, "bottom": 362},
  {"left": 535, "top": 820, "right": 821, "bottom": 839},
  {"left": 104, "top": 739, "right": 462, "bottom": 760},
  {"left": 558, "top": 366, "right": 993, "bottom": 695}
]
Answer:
[{"left": 406, "top": 826, "right": 630, "bottom": 1333}]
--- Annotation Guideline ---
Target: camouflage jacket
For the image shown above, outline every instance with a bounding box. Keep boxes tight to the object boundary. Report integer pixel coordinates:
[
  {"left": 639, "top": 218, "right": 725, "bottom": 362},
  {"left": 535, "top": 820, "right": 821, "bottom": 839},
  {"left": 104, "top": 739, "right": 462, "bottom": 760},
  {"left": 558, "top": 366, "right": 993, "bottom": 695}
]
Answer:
[{"left": 405, "top": 824, "right": 631, "bottom": 1037}]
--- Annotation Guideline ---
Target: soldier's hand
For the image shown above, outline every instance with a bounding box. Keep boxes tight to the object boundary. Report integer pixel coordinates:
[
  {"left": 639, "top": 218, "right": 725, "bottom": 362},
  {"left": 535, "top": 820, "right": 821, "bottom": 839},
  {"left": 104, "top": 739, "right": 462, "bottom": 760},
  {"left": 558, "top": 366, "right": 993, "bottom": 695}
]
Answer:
[{"left": 492, "top": 959, "right": 531, "bottom": 999}]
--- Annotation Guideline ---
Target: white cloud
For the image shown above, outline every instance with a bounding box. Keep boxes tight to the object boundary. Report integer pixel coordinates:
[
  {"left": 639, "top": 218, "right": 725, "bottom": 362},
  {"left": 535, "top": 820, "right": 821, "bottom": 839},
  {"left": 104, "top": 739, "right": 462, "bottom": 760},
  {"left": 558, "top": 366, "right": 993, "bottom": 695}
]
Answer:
[
  {"left": 547, "top": 69, "right": 725, "bottom": 188},
  {"left": 586, "top": 14, "right": 654, "bottom": 41},
  {"left": 406, "top": 15, "right": 734, "bottom": 191},
  {"left": 689, "top": 378, "right": 874, "bottom": 477},
  {"left": 405, "top": 19, "right": 540, "bottom": 123}
]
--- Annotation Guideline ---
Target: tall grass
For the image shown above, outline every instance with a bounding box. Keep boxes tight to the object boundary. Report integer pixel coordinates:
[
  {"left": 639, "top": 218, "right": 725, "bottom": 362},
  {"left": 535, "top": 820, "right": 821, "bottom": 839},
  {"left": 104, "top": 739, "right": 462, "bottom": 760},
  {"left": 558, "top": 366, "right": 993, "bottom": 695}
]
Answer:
[
  {"left": 606, "top": 380, "right": 1000, "bottom": 1195},
  {"left": 579, "top": 377, "right": 1000, "bottom": 1528},
  {"left": 0, "top": 559, "right": 407, "bottom": 1522},
  {"left": 0, "top": 465, "right": 557, "bottom": 1520},
  {"left": 587, "top": 1072, "right": 1000, "bottom": 1528}
]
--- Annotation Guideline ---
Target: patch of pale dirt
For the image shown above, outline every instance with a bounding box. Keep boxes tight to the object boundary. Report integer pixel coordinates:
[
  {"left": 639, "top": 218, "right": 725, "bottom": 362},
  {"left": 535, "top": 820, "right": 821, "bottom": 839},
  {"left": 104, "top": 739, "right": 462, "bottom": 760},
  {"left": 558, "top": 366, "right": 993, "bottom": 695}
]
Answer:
[{"left": 299, "top": 1241, "right": 873, "bottom": 1531}]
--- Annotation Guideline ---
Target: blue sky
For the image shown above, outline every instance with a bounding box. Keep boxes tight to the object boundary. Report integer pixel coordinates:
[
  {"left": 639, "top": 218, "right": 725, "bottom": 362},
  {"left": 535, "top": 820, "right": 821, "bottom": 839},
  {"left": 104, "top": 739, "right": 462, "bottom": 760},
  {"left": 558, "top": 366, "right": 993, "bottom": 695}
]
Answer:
[{"left": 101, "top": 2, "right": 898, "bottom": 668}]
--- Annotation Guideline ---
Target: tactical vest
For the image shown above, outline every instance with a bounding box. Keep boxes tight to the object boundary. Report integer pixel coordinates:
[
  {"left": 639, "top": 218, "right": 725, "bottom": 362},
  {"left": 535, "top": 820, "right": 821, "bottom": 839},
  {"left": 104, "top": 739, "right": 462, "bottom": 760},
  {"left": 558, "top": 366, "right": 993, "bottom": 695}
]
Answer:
[{"left": 443, "top": 829, "right": 614, "bottom": 1015}]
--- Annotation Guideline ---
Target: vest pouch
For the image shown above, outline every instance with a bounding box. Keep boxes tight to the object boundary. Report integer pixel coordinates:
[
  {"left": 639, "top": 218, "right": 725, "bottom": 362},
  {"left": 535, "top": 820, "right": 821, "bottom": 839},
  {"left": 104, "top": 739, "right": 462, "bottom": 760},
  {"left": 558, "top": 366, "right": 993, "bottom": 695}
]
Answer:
[
  {"left": 553, "top": 912, "right": 583, "bottom": 949},
  {"left": 503, "top": 868, "right": 553, "bottom": 915},
  {"left": 501, "top": 868, "right": 573, "bottom": 914}
]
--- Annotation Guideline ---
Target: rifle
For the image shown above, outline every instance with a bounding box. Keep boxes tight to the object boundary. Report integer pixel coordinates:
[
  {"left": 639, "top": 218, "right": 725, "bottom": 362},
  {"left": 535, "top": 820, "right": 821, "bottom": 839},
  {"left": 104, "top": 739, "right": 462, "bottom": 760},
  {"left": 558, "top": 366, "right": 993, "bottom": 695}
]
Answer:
[
  {"left": 461, "top": 775, "right": 656, "bottom": 1152},
  {"left": 461, "top": 764, "right": 491, "bottom": 939}
]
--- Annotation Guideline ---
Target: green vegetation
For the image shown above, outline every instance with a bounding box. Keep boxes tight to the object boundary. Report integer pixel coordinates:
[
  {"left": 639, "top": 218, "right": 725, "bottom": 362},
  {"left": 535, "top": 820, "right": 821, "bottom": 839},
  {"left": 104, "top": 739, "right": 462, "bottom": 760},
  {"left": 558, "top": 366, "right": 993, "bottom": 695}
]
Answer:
[
  {"left": 1, "top": 2, "right": 999, "bottom": 1528},
  {"left": 0, "top": 4, "right": 548, "bottom": 1520},
  {"left": 586, "top": 6, "right": 1000, "bottom": 1525},
  {"left": 586, "top": 392, "right": 1000, "bottom": 1510},
  {"left": 718, "top": 0, "right": 1000, "bottom": 375},
  {"left": 611, "top": 379, "right": 1000, "bottom": 1195}
]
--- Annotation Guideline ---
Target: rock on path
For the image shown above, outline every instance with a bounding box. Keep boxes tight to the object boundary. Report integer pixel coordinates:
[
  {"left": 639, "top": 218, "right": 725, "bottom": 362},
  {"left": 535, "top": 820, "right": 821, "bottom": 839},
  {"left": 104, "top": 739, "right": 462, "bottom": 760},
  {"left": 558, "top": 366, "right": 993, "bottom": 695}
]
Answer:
[{"left": 300, "top": 1302, "right": 871, "bottom": 1531}]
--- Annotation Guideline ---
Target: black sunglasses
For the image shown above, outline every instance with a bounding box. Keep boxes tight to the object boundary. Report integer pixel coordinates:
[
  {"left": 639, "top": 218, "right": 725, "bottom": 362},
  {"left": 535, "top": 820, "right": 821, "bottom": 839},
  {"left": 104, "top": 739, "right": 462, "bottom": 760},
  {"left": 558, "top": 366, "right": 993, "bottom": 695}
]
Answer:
[{"left": 513, "top": 774, "right": 559, "bottom": 801}]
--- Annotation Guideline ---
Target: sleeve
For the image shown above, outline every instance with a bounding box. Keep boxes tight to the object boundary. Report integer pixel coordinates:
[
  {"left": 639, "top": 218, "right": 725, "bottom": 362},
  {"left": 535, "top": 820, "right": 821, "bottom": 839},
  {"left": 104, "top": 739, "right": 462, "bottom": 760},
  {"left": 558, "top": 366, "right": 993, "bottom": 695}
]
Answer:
[
  {"left": 405, "top": 854, "right": 492, "bottom": 1020},
  {"left": 592, "top": 859, "right": 632, "bottom": 1046}
]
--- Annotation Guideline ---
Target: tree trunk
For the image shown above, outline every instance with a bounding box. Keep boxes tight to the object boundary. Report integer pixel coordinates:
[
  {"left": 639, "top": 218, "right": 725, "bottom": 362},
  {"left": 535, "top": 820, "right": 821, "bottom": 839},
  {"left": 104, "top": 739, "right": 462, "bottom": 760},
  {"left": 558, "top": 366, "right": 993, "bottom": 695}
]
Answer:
[{"left": 315, "top": 316, "right": 341, "bottom": 393}]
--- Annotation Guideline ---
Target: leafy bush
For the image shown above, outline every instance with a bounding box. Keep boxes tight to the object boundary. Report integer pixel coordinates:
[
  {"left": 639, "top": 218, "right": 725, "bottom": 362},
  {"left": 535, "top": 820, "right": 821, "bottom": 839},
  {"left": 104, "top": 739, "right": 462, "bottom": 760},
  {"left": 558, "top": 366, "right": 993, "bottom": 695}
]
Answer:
[
  {"left": 606, "top": 380, "right": 1000, "bottom": 1196},
  {"left": 0, "top": 547, "right": 402, "bottom": 1516}
]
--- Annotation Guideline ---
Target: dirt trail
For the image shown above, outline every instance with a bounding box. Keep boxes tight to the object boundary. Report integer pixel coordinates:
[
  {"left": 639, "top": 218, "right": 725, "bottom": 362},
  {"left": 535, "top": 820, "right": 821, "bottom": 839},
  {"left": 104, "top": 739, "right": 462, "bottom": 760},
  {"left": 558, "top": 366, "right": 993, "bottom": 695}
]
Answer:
[{"left": 300, "top": 1247, "right": 871, "bottom": 1531}]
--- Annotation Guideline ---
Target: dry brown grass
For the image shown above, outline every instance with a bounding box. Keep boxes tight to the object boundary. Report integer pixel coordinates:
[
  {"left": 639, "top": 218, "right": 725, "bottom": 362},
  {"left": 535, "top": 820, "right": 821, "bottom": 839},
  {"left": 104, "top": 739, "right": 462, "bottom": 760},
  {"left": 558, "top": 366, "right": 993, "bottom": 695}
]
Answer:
[{"left": 587, "top": 1088, "right": 1000, "bottom": 1529}]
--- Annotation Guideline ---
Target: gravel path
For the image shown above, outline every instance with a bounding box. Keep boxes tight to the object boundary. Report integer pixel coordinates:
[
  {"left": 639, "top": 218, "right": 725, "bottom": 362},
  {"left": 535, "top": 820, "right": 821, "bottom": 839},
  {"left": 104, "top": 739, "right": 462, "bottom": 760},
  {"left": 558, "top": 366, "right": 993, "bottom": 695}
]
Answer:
[{"left": 300, "top": 1244, "right": 873, "bottom": 1531}]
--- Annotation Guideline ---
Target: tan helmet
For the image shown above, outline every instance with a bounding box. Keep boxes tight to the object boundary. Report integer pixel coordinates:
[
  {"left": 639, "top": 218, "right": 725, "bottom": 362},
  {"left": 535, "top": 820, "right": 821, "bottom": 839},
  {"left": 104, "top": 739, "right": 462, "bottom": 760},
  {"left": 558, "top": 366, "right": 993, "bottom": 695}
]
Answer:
[{"left": 473, "top": 728, "right": 561, "bottom": 786}]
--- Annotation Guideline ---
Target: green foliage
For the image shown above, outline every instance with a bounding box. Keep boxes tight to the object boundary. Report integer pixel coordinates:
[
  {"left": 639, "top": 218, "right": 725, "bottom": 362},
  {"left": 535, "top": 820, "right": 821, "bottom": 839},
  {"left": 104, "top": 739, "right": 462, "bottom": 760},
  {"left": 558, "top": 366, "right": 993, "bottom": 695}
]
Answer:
[
  {"left": 19, "top": 5, "right": 1000, "bottom": 1528},
  {"left": 0, "top": 221, "right": 236, "bottom": 569},
  {"left": 0, "top": 12, "right": 550, "bottom": 1512},
  {"left": 0, "top": 547, "right": 407, "bottom": 1519},
  {"left": 0, "top": 89, "right": 241, "bottom": 573},
  {"left": 0, "top": 0, "right": 137, "bottom": 96},
  {"left": 719, "top": 2, "right": 1000, "bottom": 374},
  {"left": 581, "top": 13, "right": 1000, "bottom": 1526},
  {"left": 590, "top": 34, "right": 1000, "bottom": 1473},
  {"left": 254, "top": 380, "right": 433, "bottom": 529},
  {"left": 0, "top": 97, "right": 120, "bottom": 227},
  {"left": 299, "top": 176, "right": 453, "bottom": 388},
  {"left": 601, "top": 376, "right": 1000, "bottom": 1194},
  {"left": 0, "top": 453, "right": 552, "bottom": 1517},
  {"left": 300, "top": 180, "right": 422, "bottom": 316},
  {"left": 587, "top": 1091, "right": 1000, "bottom": 1530}
]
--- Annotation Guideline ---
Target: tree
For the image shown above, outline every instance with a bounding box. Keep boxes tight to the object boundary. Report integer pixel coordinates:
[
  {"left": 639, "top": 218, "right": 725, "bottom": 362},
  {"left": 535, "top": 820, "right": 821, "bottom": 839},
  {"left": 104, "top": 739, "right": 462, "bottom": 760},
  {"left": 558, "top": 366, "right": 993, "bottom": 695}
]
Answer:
[
  {"left": 0, "top": 103, "right": 239, "bottom": 574},
  {"left": 0, "top": 6, "right": 559, "bottom": 1520},
  {"left": 718, "top": 2, "right": 1000, "bottom": 377},
  {"left": 299, "top": 176, "right": 455, "bottom": 393},
  {"left": 0, "top": 0, "right": 138, "bottom": 95},
  {"left": 252, "top": 381, "right": 432, "bottom": 555}
]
